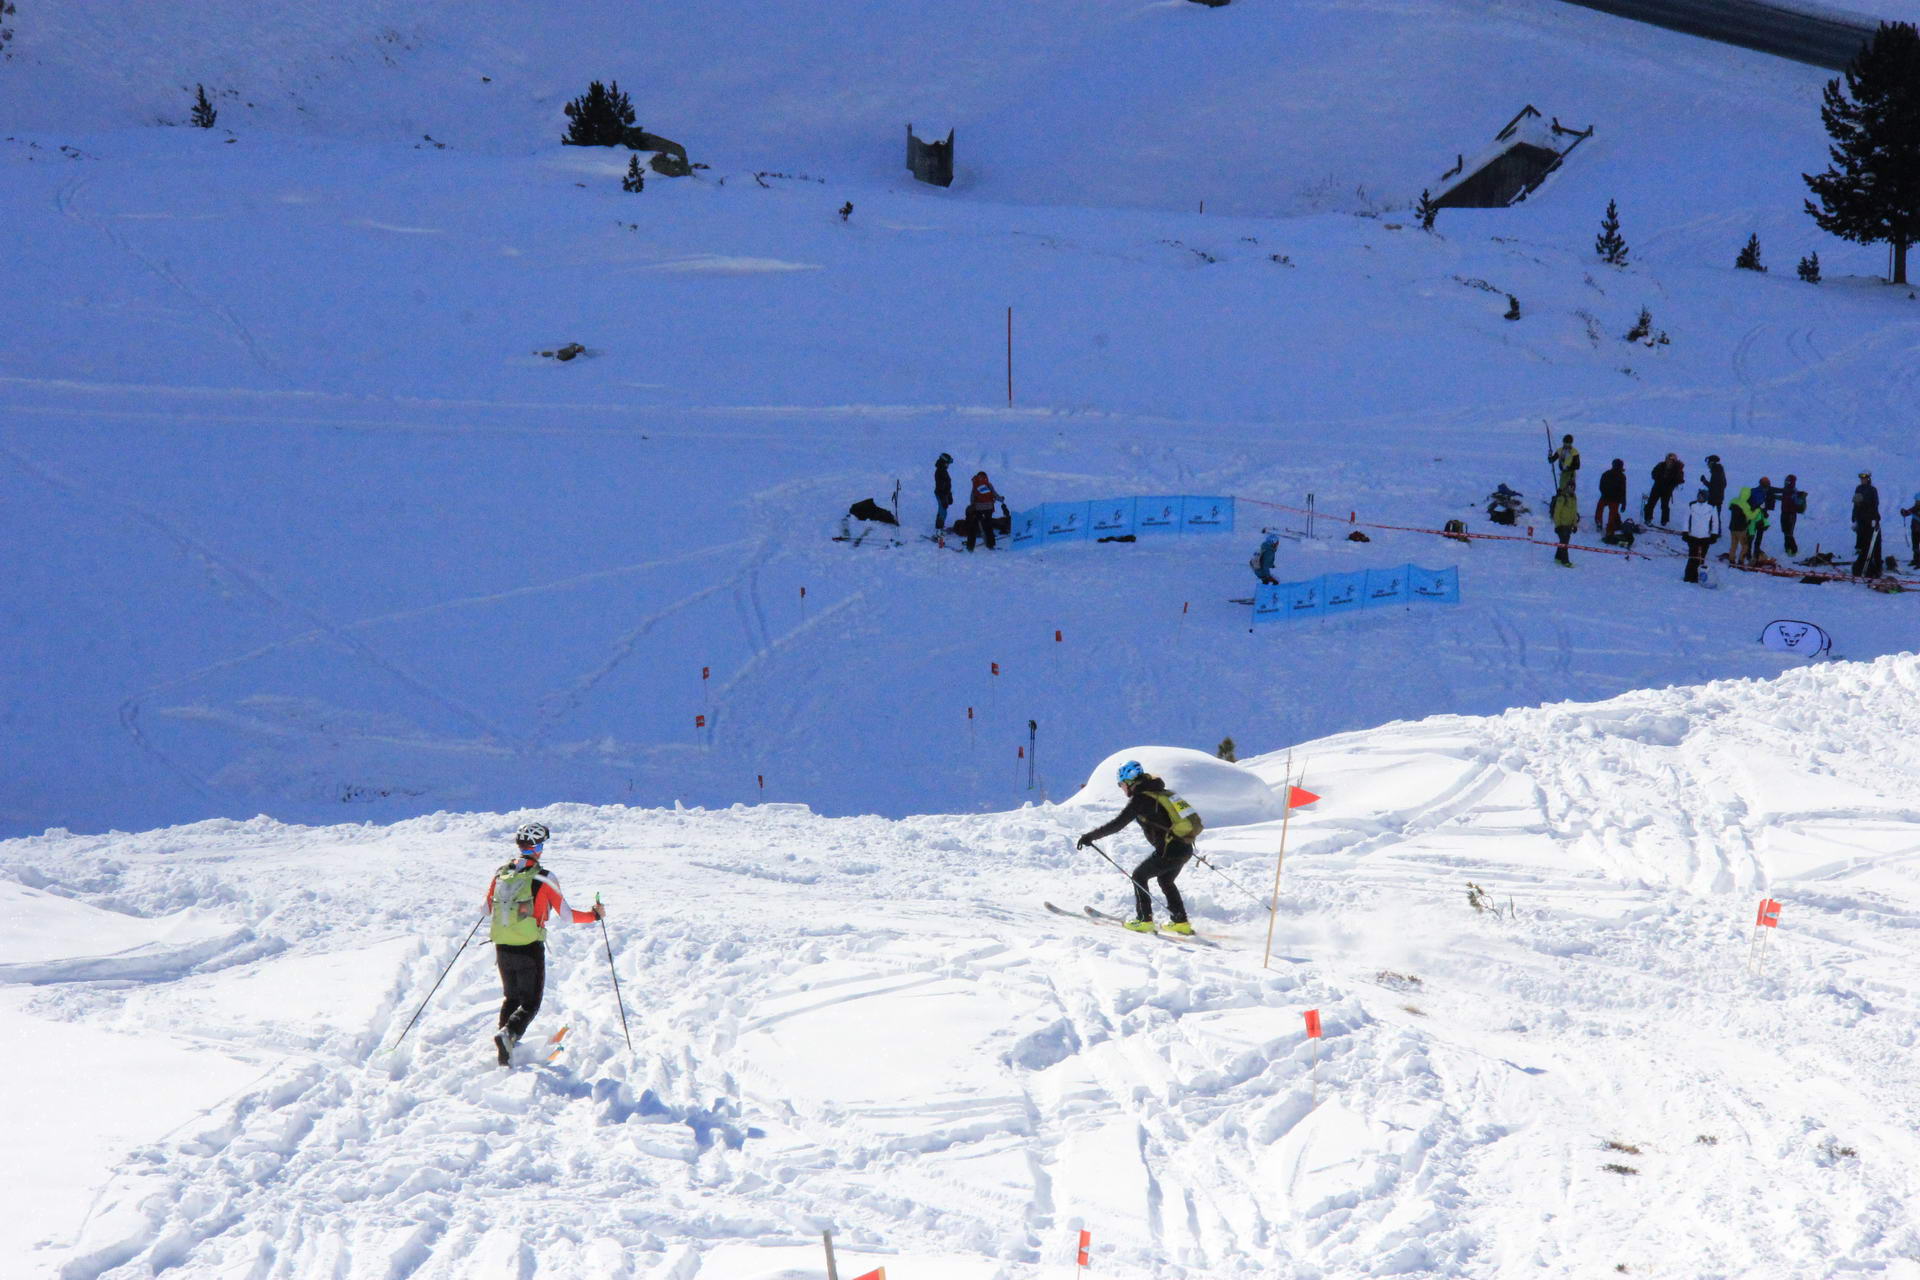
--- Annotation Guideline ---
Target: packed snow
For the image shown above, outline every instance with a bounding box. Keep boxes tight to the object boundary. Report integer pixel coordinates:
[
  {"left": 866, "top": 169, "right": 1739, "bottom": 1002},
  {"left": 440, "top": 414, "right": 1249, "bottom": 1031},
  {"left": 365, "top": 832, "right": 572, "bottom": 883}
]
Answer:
[
  {"left": 12, "top": 658, "right": 1920, "bottom": 1278},
  {"left": 7, "top": 0, "right": 1920, "bottom": 1275}
]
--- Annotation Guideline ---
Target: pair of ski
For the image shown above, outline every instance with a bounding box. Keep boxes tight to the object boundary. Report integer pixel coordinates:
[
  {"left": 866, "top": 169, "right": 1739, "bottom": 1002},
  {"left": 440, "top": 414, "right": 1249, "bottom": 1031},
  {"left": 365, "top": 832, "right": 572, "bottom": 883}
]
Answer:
[{"left": 1045, "top": 902, "right": 1219, "bottom": 947}]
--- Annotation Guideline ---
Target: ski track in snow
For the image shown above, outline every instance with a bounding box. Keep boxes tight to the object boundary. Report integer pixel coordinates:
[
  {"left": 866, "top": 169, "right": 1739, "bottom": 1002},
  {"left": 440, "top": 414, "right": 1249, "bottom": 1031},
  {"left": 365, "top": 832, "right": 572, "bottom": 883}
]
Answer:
[{"left": 14, "top": 657, "right": 1920, "bottom": 1278}]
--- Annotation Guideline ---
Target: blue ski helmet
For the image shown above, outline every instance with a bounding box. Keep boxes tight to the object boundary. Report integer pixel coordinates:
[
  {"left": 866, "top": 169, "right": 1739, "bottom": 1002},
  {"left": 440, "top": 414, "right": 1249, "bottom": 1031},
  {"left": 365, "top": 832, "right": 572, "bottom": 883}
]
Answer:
[{"left": 1116, "top": 760, "right": 1145, "bottom": 788}]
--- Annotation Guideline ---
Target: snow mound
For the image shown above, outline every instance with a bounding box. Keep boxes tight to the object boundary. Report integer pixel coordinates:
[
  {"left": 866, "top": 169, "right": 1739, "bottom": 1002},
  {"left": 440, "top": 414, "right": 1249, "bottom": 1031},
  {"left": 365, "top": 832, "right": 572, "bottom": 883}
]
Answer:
[{"left": 1060, "top": 745, "right": 1283, "bottom": 827}]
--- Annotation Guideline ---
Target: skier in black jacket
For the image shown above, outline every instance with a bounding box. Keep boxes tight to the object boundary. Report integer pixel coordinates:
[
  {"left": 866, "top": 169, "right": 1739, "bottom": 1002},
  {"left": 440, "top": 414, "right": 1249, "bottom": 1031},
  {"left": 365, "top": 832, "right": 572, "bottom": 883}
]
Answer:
[
  {"left": 1704, "top": 455, "right": 1728, "bottom": 514},
  {"left": 1076, "top": 761, "right": 1200, "bottom": 934},
  {"left": 933, "top": 453, "right": 954, "bottom": 533}
]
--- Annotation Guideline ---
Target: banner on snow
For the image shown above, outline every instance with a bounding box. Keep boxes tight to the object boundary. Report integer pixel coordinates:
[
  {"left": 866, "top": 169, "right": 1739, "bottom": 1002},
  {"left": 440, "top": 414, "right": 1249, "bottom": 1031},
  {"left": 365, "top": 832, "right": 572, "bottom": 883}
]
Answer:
[
  {"left": 1004, "top": 496, "right": 1235, "bottom": 549},
  {"left": 1759, "top": 618, "right": 1831, "bottom": 657},
  {"left": 1252, "top": 564, "right": 1460, "bottom": 624}
]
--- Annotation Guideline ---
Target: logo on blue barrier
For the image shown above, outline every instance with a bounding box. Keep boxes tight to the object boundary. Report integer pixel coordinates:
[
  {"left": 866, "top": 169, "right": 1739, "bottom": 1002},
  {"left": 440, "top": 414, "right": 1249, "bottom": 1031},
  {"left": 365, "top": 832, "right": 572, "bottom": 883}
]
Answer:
[
  {"left": 1253, "top": 565, "right": 1461, "bottom": 624},
  {"left": 1002, "top": 497, "right": 1236, "bottom": 550}
]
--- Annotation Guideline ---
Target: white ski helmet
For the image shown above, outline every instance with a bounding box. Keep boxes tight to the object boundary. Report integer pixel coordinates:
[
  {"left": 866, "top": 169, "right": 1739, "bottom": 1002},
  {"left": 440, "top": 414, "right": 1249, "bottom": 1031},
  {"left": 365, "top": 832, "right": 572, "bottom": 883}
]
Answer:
[{"left": 515, "top": 821, "right": 551, "bottom": 848}]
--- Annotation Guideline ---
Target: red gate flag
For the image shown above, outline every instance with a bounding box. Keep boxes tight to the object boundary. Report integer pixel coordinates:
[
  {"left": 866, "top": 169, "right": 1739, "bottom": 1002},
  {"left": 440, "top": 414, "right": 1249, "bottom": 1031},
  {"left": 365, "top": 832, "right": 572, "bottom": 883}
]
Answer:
[
  {"left": 851, "top": 1270, "right": 887, "bottom": 1280},
  {"left": 1303, "top": 1009, "right": 1322, "bottom": 1038},
  {"left": 992, "top": 662, "right": 1000, "bottom": 675},
  {"left": 701, "top": 666, "right": 709, "bottom": 680},
  {"left": 1288, "top": 785, "right": 1321, "bottom": 809},
  {"left": 1756, "top": 898, "right": 1782, "bottom": 928},
  {"left": 695, "top": 714, "right": 706, "bottom": 729},
  {"left": 1055, "top": 629, "right": 1063, "bottom": 642},
  {"left": 1076, "top": 1229, "right": 1091, "bottom": 1267}
]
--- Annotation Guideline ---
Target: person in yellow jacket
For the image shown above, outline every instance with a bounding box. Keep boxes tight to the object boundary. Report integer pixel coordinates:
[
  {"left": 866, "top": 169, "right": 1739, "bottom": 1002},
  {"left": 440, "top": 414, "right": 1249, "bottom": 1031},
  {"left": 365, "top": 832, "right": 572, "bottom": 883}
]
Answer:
[
  {"left": 1549, "top": 434, "right": 1581, "bottom": 492},
  {"left": 1550, "top": 480, "right": 1580, "bottom": 566},
  {"left": 484, "top": 822, "right": 604, "bottom": 1064}
]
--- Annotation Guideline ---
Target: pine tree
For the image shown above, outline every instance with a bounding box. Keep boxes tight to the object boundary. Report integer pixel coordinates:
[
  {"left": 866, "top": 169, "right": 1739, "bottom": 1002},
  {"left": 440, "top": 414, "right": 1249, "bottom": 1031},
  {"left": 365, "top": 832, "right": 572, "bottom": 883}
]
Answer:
[
  {"left": 1735, "top": 233, "right": 1766, "bottom": 272},
  {"left": 1416, "top": 188, "right": 1439, "bottom": 231},
  {"left": 190, "top": 84, "right": 217, "bottom": 129},
  {"left": 622, "top": 155, "right": 645, "bottom": 192},
  {"left": 1798, "top": 250, "right": 1822, "bottom": 282},
  {"left": 1804, "top": 22, "right": 1920, "bottom": 284},
  {"left": 1595, "top": 199, "right": 1628, "bottom": 266},
  {"left": 563, "top": 80, "right": 637, "bottom": 148}
]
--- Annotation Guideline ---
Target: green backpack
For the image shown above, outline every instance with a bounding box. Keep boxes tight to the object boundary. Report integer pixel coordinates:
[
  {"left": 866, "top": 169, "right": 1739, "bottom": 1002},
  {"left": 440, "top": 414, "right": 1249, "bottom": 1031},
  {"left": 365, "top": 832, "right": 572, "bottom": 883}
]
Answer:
[{"left": 1150, "top": 789, "right": 1204, "bottom": 840}]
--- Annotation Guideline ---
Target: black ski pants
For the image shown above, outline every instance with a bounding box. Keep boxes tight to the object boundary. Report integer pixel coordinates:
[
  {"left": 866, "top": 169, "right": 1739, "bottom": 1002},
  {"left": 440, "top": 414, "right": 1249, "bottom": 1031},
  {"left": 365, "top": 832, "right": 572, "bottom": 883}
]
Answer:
[
  {"left": 1683, "top": 536, "right": 1710, "bottom": 582},
  {"left": 1132, "top": 840, "right": 1193, "bottom": 924},
  {"left": 1780, "top": 509, "right": 1799, "bottom": 555},
  {"left": 1853, "top": 525, "right": 1882, "bottom": 578},
  {"left": 1643, "top": 486, "right": 1675, "bottom": 526},
  {"left": 496, "top": 942, "right": 545, "bottom": 1039},
  {"left": 964, "top": 508, "right": 996, "bottom": 550}
]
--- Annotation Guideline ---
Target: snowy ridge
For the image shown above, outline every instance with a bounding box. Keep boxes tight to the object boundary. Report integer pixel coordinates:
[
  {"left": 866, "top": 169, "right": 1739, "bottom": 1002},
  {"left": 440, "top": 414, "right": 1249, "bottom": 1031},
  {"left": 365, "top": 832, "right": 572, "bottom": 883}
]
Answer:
[{"left": 11, "top": 656, "right": 1920, "bottom": 1278}]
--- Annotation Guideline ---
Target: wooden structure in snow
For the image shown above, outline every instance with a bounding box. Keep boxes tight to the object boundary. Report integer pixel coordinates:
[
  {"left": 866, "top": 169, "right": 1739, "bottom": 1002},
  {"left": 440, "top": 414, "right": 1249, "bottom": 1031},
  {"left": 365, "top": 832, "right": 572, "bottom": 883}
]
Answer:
[
  {"left": 906, "top": 123, "right": 954, "bottom": 187},
  {"left": 1431, "top": 105, "right": 1592, "bottom": 210}
]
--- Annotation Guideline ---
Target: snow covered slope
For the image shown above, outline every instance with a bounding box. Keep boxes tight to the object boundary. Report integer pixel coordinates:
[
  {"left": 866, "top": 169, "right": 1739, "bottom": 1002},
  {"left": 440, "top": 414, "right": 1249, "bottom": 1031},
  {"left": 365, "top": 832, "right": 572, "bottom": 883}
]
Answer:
[{"left": 10, "top": 656, "right": 1920, "bottom": 1279}]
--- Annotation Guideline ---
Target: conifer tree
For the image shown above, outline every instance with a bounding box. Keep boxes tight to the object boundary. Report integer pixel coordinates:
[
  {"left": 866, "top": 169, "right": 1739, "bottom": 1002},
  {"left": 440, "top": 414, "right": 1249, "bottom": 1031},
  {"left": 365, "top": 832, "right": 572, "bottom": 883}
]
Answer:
[
  {"left": 1595, "top": 199, "right": 1628, "bottom": 266},
  {"left": 563, "top": 80, "right": 637, "bottom": 147},
  {"left": 1803, "top": 22, "right": 1920, "bottom": 284},
  {"left": 1798, "top": 250, "right": 1822, "bottom": 282},
  {"left": 622, "top": 155, "right": 645, "bottom": 192},
  {"left": 1416, "top": 188, "right": 1439, "bottom": 231},
  {"left": 1735, "top": 233, "right": 1766, "bottom": 272},
  {"left": 191, "top": 84, "right": 217, "bottom": 129}
]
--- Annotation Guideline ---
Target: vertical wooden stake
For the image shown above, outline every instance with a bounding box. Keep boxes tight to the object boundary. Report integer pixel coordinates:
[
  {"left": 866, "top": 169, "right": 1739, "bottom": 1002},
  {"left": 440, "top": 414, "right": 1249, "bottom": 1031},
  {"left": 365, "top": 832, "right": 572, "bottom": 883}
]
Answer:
[
  {"left": 1262, "top": 752, "right": 1294, "bottom": 971},
  {"left": 1006, "top": 305, "right": 1014, "bottom": 406},
  {"left": 823, "top": 1231, "right": 840, "bottom": 1280}
]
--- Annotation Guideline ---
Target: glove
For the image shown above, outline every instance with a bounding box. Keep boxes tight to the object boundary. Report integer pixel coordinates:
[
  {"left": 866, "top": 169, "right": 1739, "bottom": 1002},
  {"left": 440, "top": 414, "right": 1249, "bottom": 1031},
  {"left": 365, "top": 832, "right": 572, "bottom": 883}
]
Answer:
[
  {"left": 1076, "top": 834, "right": 1093, "bottom": 850},
  {"left": 592, "top": 901, "right": 606, "bottom": 921}
]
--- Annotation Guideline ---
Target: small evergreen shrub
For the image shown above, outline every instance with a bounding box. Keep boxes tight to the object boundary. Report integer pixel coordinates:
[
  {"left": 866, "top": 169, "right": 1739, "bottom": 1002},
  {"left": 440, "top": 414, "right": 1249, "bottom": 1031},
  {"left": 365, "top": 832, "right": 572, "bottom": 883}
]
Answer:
[
  {"left": 563, "top": 80, "right": 637, "bottom": 147},
  {"left": 191, "top": 84, "right": 218, "bottom": 129},
  {"left": 1735, "top": 233, "right": 1767, "bottom": 272},
  {"left": 1798, "top": 251, "right": 1822, "bottom": 283},
  {"left": 621, "top": 155, "right": 645, "bottom": 192},
  {"left": 1417, "top": 188, "right": 1439, "bottom": 231},
  {"left": 1595, "top": 199, "right": 1628, "bottom": 266}
]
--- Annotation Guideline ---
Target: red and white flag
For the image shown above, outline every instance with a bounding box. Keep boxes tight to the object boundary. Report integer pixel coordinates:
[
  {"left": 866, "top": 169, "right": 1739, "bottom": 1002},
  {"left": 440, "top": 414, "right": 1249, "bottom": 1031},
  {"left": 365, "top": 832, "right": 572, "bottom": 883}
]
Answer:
[
  {"left": 1756, "top": 898, "right": 1782, "bottom": 929},
  {"left": 1303, "top": 1009, "right": 1322, "bottom": 1039},
  {"left": 1288, "top": 785, "right": 1321, "bottom": 809},
  {"left": 1076, "top": 1229, "right": 1091, "bottom": 1269}
]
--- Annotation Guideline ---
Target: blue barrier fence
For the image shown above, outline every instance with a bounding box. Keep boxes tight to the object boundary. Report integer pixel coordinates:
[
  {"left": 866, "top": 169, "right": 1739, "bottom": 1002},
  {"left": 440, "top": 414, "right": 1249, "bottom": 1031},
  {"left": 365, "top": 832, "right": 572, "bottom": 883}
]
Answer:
[
  {"left": 1253, "top": 564, "right": 1460, "bottom": 624},
  {"left": 1007, "top": 496, "right": 1235, "bottom": 550}
]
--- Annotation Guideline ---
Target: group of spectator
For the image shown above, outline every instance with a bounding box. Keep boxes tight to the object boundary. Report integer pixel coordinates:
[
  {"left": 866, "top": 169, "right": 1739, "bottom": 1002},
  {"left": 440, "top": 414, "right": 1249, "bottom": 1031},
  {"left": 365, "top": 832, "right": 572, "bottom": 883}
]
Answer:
[
  {"left": 933, "top": 453, "right": 1007, "bottom": 551},
  {"left": 1546, "top": 435, "right": 1908, "bottom": 584}
]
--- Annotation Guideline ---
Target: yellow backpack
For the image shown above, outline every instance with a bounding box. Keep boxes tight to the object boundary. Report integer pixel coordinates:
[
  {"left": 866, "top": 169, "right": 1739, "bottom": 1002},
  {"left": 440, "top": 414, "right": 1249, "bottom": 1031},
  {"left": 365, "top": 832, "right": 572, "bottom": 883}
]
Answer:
[{"left": 1151, "top": 790, "right": 1204, "bottom": 840}]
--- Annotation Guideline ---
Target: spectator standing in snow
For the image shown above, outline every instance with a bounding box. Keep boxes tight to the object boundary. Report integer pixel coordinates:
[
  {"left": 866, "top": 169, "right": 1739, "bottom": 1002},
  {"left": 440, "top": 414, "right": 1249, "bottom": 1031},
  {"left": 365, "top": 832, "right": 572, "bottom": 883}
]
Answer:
[
  {"left": 1550, "top": 434, "right": 1581, "bottom": 493},
  {"left": 1076, "top": 760, "right": 1202, "bottom": 935},
  {"left": 965, "top": 470, "right": 1002, "bottom": 551},
  {"left": 1779, "top": 474, "right": 1805, "bottom": 557},
  {"left": 1750, "top": 477, "right": 1778, "bottom": 560},
  {"left": 1550, "top": 480, "right": 1579, "bottom": 567},
  {"left": 1901, "top": 491, "right": 1920, "bottom": 566},
  {"left": 483, "top": 822, "right": 603, "bottom": 1066},
  {"left": 1683, "top": 488, "right": 1719, "bottom": 583},
  {"left": 1251, "top": 529, "right": 1280, "bottom": 585},
  {"left": 933, "top": 452, "right": 954, "bottom": 533},
  {"left": 1595, "top": 459, "right": 1627, "bottom": 538},
  {"left": 1853, "top": 472, "right": 1883, "bottom": 577},
  {"left": 1643, "top": 453, "right": 1684, "bottom": 526},
  {"left": 1727, "top": 487, "right": 1766, "bottom": 565},
  {"left": 1704, "top": 455, "right": 1728, "bottom": 516}
]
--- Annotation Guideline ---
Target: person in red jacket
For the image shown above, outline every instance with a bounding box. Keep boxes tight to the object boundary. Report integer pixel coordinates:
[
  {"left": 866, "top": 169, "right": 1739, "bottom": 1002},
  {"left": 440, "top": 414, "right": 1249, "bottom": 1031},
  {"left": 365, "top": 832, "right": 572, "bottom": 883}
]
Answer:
[
  {"left": 484, "top": 821, "right": 603, "bottom": 1065},
  {"left": 965, "top": 470, "right": 1002, "bottom": 551}
]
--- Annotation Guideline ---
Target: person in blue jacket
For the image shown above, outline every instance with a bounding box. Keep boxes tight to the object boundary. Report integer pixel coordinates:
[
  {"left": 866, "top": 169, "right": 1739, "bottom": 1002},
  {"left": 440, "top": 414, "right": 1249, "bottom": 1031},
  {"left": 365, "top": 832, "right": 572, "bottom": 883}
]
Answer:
[{"left": 1250, "top": 530, "right": 1280, "bottom": 585}]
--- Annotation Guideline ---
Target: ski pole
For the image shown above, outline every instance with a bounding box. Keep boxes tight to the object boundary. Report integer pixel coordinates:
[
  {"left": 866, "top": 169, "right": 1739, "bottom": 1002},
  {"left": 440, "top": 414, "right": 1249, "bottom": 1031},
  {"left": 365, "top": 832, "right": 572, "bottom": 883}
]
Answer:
[
  {"left": 387, "top": 915, "right": 485, "bottom": 1052},
  {"left": 598, "top": 894, "right": 635, "bottom": 1053},
  {"left": 1188, "top": 851, "right": 1267, "bottom": 906},
  {"left": 1079, "top": 838, "right": 1147, "bottom": 889}
]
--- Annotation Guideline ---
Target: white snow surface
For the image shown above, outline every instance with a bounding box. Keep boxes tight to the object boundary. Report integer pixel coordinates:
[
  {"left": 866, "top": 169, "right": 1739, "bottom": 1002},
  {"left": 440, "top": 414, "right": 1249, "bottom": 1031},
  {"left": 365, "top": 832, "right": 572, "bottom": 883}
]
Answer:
[
  {"left": 9, "top": 1, "right": 1920, "bottom": 1273},
  {"left": 1062, "top": 747, "right": 1285, "bottom": 827},
  {"left": 10, "top": 659, "right": 1920, "bottom": 1279}
]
